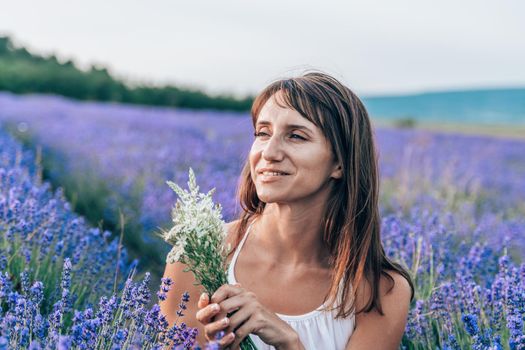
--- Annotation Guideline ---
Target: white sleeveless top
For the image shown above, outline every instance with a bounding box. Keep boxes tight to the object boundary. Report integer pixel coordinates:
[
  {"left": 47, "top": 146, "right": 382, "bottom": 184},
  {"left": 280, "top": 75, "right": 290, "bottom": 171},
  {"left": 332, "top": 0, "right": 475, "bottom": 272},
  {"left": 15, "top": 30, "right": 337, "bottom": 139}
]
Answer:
[{"left": 226, "top": 220, "right": 356, "bottom": 349}]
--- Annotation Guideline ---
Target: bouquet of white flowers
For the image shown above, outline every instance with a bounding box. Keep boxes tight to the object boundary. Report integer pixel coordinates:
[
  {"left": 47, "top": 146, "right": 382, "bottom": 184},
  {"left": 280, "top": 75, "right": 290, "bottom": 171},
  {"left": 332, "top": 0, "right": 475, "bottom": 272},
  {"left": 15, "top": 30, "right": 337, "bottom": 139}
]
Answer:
[{"left": 159, "top": 168, "right": 257, "bottom": 350}]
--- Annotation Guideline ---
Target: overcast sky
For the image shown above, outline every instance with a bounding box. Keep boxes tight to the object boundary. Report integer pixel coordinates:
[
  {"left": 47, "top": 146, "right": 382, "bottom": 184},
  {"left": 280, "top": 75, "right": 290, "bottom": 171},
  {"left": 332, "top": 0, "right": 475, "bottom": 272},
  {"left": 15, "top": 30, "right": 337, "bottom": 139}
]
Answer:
[{"left": 1, "top": 0, "right": 524, "bottom": 97}]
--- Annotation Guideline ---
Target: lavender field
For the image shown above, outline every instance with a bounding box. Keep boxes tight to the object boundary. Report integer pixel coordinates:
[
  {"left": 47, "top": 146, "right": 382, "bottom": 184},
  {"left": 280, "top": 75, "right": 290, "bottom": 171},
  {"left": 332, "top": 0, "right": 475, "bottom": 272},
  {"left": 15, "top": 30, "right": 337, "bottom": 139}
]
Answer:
[
  {"left": 0, "top": 129, "right": 201, "bottom": 348},
  {"left": 1, "top": 91, "right": 524, "bottom": 349}
]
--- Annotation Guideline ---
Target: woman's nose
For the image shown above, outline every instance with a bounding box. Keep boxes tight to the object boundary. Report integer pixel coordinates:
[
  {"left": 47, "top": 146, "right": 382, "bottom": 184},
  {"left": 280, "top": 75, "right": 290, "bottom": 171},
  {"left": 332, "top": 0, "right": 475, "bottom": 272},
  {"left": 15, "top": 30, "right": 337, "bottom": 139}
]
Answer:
[{"left": 261, "top": 135, "right": 284, "bottom": 161}]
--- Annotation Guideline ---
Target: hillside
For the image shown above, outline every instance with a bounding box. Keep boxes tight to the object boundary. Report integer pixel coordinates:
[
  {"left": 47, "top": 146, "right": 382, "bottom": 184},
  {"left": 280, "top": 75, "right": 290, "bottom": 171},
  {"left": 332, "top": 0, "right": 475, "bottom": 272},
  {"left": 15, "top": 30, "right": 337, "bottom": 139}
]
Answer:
[
  {"left": 363, "top": 88, "right": 525, "bottom": 125},
  {"left": 0, "top": 35, "right": 253, "bottom": 111}
]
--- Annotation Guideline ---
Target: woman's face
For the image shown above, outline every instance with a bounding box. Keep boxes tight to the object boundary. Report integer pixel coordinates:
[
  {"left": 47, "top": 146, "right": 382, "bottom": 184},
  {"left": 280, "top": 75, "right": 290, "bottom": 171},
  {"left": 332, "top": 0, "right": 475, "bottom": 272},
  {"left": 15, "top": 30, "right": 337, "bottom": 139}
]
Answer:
[{"left": 249, "top": 91, "right": 342, "bottom": 204}]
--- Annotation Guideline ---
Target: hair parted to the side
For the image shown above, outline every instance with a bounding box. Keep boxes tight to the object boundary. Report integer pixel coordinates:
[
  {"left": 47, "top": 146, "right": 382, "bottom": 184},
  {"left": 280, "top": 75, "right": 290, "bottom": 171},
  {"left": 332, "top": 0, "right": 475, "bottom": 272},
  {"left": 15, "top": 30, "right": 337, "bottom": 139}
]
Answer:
[{"left": 230, "top": 70, "right": 415, "bottom": 318}]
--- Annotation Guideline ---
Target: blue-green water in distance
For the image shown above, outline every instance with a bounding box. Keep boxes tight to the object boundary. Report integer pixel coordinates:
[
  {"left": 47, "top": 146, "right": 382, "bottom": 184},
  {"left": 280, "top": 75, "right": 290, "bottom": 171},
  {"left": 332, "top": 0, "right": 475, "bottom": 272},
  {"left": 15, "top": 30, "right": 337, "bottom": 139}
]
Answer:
[{"left": 362, "top": 87, "right": 525, "bottom": 126}]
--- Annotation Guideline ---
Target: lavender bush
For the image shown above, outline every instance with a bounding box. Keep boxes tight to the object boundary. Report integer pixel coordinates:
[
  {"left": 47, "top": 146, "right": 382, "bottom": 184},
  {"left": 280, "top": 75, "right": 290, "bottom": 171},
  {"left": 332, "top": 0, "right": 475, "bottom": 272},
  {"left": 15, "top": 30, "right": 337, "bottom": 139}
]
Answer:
[
  {"left": 0, "top": 263, "right": 199, "bottom": 349},
  {"left": 0, "top": 128, "right": 201, "bottom": 348},
  {"left": 382, "top": 209, "right": 525, "bottom": 349},
  {"left": 0, "top": 127, "right": 136, "bottom": 313}
]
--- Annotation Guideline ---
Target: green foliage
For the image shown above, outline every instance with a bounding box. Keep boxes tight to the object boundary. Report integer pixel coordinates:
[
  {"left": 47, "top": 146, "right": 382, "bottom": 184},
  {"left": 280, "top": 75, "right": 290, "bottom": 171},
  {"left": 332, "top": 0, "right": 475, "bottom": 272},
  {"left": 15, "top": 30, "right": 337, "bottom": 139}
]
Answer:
[
  {"left": 394, "top": 116, "right": 417, "bottom": 128},
  {"left": 0, "top": 35, "right": 253, "bottom": 111}
]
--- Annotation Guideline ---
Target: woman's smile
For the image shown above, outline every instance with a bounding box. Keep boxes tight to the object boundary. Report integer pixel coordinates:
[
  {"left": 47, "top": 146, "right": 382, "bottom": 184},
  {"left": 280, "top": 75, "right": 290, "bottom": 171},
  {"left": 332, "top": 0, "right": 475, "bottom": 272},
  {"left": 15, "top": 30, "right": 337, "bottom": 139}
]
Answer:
[{"left": 259, "top": 172, "right": 291, "bottom": 183}]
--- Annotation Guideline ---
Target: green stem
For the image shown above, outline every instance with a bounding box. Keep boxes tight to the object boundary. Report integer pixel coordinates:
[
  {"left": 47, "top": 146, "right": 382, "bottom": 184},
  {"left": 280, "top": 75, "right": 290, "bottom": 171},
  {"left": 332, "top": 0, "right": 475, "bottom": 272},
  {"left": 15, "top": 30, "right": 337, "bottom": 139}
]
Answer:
[{"left": 240, "top": 336, "right": 258, "bottom": 350}]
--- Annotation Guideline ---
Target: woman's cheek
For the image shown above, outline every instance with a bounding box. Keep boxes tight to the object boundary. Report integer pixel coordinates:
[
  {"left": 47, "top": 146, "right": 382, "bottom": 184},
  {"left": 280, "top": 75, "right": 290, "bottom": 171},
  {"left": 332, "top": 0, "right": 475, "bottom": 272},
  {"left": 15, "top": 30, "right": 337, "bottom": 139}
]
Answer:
[{"left": 251, "top": 141, "right": 264, "bottom": 153}]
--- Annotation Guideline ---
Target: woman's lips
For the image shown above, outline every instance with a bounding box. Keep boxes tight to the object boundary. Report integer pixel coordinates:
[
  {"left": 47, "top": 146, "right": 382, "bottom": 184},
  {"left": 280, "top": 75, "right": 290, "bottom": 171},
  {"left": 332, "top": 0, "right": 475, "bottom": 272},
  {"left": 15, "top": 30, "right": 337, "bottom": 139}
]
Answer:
[{"left": 260, "top": 173, "right": 290, "bottom": 182}]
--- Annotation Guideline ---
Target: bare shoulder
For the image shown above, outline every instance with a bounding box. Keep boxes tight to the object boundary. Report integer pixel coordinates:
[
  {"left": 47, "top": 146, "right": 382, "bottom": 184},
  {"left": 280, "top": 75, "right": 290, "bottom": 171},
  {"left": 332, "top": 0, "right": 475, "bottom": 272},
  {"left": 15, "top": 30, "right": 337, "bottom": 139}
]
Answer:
[
  {"left": 223, "top": 219, "right": 241, "bottom": 245},
  {"left": 347, "top": 271, "right": 412, "bottom": 349},
  {"left": 354, "top": 270, "right": 412, "bottom": 309},
  {"left": 381, "top": 270, "right": 412, "bottom": 302},
  {"left": 223, "top": 219, "right": 241, "bottom": 232}
]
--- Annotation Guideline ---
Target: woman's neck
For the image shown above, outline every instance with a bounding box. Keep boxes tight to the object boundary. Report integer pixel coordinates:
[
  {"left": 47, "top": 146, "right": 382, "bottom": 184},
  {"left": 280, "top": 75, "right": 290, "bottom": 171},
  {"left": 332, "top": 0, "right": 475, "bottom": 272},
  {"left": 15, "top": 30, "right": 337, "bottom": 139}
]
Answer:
[{"left": 253, "top": 201, "right": 331, "bottom": 269}]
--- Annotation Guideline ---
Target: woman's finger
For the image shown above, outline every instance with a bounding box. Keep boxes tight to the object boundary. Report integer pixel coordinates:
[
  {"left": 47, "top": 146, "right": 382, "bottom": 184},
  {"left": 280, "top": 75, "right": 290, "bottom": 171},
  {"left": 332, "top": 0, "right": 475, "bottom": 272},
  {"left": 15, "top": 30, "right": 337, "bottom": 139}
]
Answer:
[
  {"left": 220, "top": 291, "right": 256, "bottom": 313},
  {"left": 204, "top": 316, "right": 230, "bottom": 341},
  {"left": 217, "top": 292, "right": 257, "bottom": 324},
  {"left": 211, "top": 284, "right": 246, "bottom": 321},
  {"left": 211, "top": 284, "right": 244, "bottom": 304},
  {"left": 228, "top": 319, "right": 254, "bottom": 350},
  {"left": 218, "top": 331, "right": 236, "bottom": 348},
  {"left": 197, "top": 292, "right": 210, "bottom": 309},
  {"left": 213, "top": 291, "right": 252, "bottom": 326},
  {"left": 195, "top": 303, "right": 221, "bottom": 325},
  {"left": 224, "top": 302, "right": 253, "bottom": 335}
]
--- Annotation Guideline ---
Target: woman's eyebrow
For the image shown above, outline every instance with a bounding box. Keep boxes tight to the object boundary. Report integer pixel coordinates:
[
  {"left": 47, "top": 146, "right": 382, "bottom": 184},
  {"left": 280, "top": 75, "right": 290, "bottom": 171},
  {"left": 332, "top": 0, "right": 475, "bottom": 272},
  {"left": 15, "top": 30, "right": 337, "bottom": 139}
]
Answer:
[{"left": 255, "top": 120, "right": 312, "bottom": 133}]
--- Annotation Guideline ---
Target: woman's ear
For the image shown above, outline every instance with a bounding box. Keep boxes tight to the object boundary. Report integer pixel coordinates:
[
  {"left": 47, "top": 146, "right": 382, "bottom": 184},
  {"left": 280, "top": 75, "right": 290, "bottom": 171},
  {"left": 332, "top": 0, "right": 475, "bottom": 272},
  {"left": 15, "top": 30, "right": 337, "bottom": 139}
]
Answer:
[{"left": 331, "top": 164, "right": 343, "bottom": 179}]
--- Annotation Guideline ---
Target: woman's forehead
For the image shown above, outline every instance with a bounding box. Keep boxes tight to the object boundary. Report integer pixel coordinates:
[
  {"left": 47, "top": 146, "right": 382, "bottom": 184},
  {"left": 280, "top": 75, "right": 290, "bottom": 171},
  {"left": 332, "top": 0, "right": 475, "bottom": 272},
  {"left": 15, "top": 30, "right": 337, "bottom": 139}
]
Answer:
[{"left": 257, "top": 94, "right": 317, "bottom": 130}]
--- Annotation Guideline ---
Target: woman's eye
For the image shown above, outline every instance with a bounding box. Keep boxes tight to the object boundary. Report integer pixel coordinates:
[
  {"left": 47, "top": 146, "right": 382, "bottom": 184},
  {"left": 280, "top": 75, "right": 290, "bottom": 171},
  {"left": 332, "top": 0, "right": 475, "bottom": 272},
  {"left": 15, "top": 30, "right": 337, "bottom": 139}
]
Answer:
[
  {"left": 253, "top": 132, "right": 305, "bottom": 140},
  {"left": 290, "top": 133, "right": 306, "bottom": 140}
]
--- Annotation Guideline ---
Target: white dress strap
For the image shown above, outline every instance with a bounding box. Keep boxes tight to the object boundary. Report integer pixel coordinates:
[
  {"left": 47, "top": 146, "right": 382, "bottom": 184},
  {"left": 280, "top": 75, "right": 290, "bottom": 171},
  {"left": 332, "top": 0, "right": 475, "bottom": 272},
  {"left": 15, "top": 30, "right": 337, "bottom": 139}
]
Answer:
[{"left": 227, "top": 219, "right": 255, "bottom": 284}]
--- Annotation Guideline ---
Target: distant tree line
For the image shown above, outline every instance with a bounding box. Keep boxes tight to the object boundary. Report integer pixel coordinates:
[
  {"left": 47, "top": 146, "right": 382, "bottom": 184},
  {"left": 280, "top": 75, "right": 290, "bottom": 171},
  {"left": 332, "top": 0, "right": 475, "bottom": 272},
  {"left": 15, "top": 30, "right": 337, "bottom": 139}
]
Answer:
[{"left": 0, "top": 35, "right": 253, "bottom": 111}]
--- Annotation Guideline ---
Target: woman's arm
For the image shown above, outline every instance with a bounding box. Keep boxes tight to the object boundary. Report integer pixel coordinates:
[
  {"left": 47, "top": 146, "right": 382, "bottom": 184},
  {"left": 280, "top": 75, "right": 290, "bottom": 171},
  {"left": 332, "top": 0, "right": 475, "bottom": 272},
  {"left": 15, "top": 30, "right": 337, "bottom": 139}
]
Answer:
[
  {"left": 345, "top": 272, "right": 412, "bottom": 350},
  {"left": 158, "top": 260, "right": 208, "bottom": 345}
]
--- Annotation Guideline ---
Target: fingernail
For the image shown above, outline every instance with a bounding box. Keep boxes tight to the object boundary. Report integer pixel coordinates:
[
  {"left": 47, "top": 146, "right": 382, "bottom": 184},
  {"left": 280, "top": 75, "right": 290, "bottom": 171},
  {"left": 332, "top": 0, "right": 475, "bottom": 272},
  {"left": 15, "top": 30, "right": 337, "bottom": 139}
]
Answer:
[
  {"left": 211, "top": 303, "right": 220, "bottom": 311},
  {"left": 222, "top": 317, "right": 229, "bottom": 325},
  {"left": 228, "top": 332, "right": 235, "bottom": 340},
  {"left": 200, "top": 293, "right": 207, "bottom": 300}
]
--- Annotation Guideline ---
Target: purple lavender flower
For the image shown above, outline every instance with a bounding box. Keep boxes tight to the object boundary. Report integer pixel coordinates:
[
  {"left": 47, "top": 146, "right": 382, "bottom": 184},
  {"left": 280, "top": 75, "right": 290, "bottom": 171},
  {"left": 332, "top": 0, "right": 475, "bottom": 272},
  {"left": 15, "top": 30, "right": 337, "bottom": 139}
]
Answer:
[
  {"left": 28, "top": 341, "right": 42, "bottom": 350},
  {"left": 58, "top": 335, "right": 72, "bottom": 350},
  {"left": 443, "top": 334, "right": 460, "bottom": 350},
  {"left": 112, "top": 328, "right": 129, "bottom": 348},
  {"left": 29, "top": 281, "right": 44, "bottom": 307},
  {"left": 0, "top": 336, "right": 8, "bottom": 350},
  {"left": 205, "top": 331, "right": 225, "bottom": 350},
  {"left": 157, "top": 277, "right": 173, "bottom": 301},
  {"left": 462, "top": 314, "right": 480, "bottom": 336},
  {"left": 176, "top": 292, "right": 190, "bottom": 318}
]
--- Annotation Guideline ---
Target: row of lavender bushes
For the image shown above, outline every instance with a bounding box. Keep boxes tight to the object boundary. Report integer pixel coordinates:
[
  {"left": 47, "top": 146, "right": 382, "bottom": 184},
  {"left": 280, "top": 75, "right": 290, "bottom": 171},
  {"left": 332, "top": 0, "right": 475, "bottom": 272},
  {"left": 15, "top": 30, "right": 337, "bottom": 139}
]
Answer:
[
  {"left": 0, "top": 128, "right": 220, "bottom": 349},
  {"left": 1, "top": 91, "right": 524, "bottom": 280},
  {"left": 0, "top": 92, "right": 524, "bottom": 348}
]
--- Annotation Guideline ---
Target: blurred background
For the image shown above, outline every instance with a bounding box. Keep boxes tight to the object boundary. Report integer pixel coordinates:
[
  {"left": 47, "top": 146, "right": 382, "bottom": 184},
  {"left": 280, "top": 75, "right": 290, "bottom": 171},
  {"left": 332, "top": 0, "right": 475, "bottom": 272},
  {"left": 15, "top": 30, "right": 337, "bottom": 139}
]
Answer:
[
  {"left": 2, "top": 0, "right": 525, "bottom": 124},
  {"left": 1, "top": 0, "right": 524, "bottom": 324}
]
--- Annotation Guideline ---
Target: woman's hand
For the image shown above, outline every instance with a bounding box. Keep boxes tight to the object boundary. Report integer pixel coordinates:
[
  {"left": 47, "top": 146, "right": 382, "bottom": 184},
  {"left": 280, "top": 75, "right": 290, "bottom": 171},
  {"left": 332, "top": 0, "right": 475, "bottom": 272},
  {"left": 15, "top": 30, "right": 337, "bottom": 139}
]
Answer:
[{"left": 196, "top": 283, "right": 302, "bottom": 349}]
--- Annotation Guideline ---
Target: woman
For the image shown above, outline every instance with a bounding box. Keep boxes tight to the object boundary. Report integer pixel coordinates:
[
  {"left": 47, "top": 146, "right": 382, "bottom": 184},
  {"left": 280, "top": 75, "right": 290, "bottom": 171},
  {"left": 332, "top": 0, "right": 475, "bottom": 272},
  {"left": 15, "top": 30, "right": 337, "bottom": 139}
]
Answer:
[{"left": 160, "top": 71, "right": 414, "bottom": 349}]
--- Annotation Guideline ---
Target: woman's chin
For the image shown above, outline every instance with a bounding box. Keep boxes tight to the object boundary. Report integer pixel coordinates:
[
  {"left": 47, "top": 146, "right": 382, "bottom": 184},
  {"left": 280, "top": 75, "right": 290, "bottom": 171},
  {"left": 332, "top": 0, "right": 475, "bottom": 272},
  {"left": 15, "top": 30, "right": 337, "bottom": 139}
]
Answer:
[{"left": 256, "top": 193, "right": 286, "bottom": 204}]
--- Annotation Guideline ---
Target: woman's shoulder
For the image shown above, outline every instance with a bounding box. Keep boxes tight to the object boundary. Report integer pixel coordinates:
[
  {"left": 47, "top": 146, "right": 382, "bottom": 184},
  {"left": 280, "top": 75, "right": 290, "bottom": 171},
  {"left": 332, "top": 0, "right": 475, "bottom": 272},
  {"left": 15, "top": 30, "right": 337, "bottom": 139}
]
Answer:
[
  {"left": 354, "top": 270, "right": 412, "bottom": 314},
  {"left": 366, "top": 269, "right": 411, "bottom": 297},
  {"left": 380, "top": 270, "right": 412, "bottom": 300},
  {"left": 223, "top": 219, "right": 241, "bottom": 241},
  {"left": 224, "top": 219, "right": 241, "bottom": 232},
  {"left": 346, "top": 271, "right": 412, "bottom": 348},
  {"left": 223, "top": 219, "right": 242, "bottom": 260}
]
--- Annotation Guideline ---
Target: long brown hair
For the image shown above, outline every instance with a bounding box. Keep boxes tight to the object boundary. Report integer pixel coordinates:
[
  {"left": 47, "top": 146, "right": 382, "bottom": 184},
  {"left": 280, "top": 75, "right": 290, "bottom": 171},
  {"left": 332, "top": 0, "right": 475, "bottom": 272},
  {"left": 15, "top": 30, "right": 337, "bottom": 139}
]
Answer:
[{"left": 230, "top": 71, "right": 414, "bottom": 318}]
